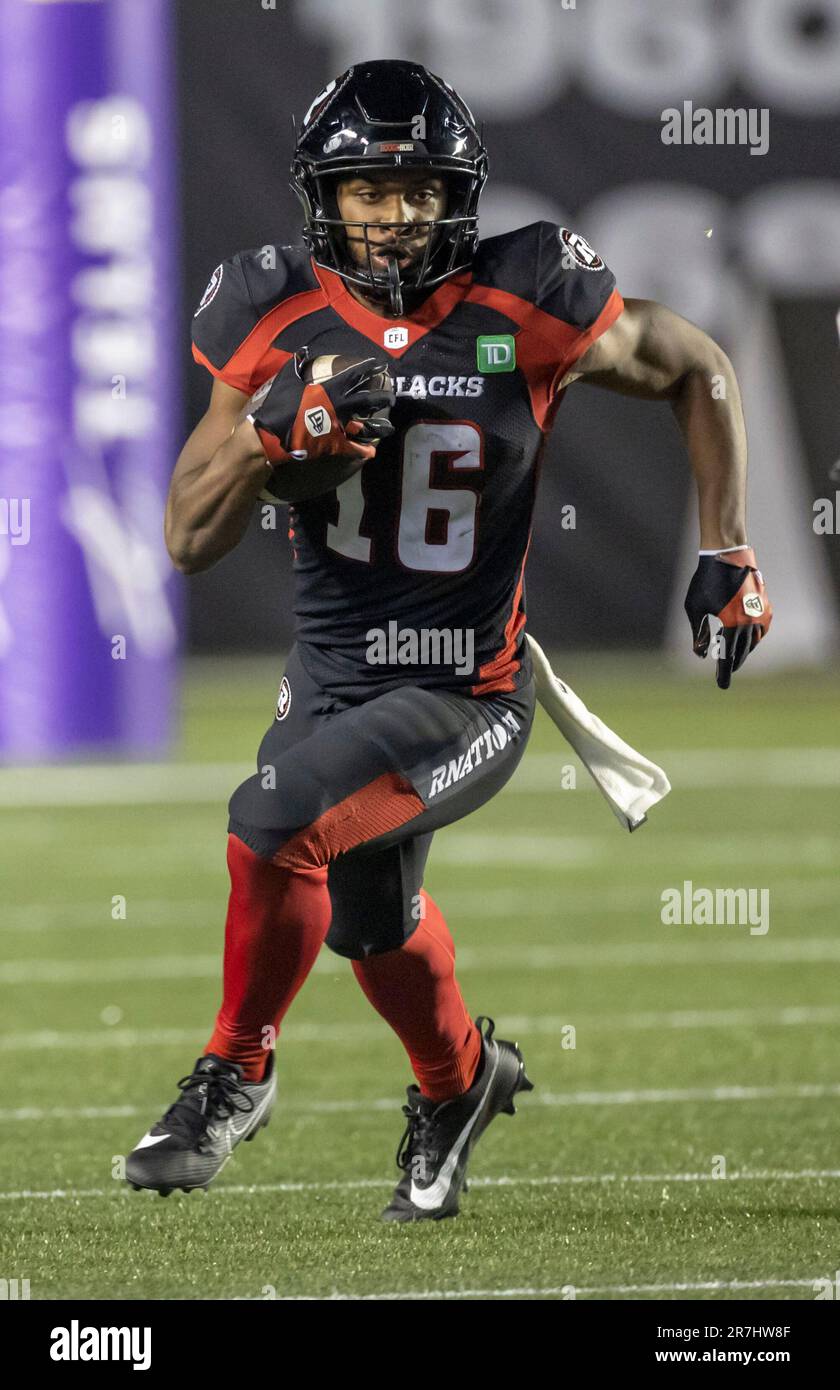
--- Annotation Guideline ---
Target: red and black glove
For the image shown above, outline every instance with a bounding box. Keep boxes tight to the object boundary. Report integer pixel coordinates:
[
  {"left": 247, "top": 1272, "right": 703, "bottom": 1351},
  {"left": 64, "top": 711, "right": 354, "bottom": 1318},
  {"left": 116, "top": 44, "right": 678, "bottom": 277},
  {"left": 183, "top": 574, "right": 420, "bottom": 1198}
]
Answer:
[
  {"left": 247, "top": 350, "right": 395, "bottom": 464},
  {"left": 684, "top": 546, "right": 773, "bottom": 689}
]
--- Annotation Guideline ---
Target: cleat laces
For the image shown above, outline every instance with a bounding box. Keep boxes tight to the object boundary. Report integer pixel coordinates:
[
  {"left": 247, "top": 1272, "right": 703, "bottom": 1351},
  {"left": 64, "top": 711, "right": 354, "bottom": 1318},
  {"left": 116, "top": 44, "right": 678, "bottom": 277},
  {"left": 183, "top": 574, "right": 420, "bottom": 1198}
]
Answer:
[{"left": 161, "top": 1060, "right": 255, "bottom": 1150}]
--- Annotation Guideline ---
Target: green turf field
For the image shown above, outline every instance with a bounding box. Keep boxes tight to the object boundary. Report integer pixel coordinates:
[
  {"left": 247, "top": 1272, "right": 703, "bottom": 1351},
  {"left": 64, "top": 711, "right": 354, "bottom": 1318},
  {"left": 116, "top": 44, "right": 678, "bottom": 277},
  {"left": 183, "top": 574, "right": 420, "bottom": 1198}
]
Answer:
[{"left": 1, "top": 654, "right": 839, "bottom": 1301}]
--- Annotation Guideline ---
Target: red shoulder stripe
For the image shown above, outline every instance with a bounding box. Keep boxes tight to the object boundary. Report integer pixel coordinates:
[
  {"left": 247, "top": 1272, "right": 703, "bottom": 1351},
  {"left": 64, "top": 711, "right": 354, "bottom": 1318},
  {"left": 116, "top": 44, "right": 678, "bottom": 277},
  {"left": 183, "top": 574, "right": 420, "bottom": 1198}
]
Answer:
[
  {"left": 465, "top": 282, "right": 624, "bottom": 431},
  {"left": 192, "top": 284, "right": 331, "bottom": 393},
  {"left": 560, "top": 288, "right": 625, "bottom": 373}
]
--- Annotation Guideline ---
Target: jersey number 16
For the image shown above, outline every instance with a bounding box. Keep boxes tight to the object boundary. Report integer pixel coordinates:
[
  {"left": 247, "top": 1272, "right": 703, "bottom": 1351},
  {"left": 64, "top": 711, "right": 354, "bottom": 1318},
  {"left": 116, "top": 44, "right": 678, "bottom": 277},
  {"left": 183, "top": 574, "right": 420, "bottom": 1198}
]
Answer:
[{"left": 326, "top": 420, "right": 484, "bottom": 574}]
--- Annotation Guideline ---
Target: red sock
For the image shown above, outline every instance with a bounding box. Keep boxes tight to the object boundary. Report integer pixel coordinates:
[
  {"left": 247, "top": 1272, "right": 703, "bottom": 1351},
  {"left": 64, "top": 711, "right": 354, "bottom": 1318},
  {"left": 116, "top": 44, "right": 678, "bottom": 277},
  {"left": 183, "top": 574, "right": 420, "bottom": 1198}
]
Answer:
[
  {"left": 204, "top": 834, "right": 333, "bottom": 1081},
  {"left": 351, "top": 891, "right": 482, "bottom": 1102}
]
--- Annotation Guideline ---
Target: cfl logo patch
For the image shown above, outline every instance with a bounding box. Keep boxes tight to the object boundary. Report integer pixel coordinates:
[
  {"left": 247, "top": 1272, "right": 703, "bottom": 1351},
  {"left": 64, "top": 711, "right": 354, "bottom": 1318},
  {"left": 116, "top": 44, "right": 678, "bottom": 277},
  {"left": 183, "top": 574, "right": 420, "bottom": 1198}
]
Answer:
[
  {"left": 304, "top": 406, "right": 330, "bottom": 438},
  {"left": 743, "top": 593, "right": 764, "bottom": 617},
  {"left": 384, "top": 326, "right": 409, "bottom": 349}
]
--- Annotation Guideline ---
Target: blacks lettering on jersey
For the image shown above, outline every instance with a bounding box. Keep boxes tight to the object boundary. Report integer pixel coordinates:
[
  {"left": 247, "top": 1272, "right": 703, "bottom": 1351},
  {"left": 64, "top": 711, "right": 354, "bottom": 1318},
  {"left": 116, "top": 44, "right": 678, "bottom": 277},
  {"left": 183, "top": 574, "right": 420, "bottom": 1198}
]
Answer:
[{"left": 191, "top": 223, "right": 624, "bottom": 699}]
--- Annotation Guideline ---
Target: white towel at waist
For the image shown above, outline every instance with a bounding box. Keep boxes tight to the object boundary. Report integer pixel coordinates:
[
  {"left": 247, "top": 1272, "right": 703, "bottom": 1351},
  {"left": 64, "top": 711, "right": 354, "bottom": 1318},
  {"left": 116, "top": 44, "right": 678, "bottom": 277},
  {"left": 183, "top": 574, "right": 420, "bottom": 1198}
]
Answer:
[{"left": 526, "top": 634, "right": 671, "bottom": 832}]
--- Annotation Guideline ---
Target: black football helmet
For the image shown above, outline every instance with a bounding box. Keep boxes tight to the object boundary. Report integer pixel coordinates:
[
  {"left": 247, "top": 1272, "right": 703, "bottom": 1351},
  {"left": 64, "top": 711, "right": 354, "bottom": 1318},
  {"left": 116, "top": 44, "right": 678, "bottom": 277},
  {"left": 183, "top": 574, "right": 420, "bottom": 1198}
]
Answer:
[{"left": 290, "top": 59, "right": 488, "bottom": 317}]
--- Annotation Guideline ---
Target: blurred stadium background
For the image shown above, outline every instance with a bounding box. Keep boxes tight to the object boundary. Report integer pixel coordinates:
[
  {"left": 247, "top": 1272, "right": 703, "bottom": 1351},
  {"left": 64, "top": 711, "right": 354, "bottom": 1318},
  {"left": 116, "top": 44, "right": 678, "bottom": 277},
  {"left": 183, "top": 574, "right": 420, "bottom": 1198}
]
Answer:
[{"left": 0, "top": 0, "right": 839, "bottom": 1301}]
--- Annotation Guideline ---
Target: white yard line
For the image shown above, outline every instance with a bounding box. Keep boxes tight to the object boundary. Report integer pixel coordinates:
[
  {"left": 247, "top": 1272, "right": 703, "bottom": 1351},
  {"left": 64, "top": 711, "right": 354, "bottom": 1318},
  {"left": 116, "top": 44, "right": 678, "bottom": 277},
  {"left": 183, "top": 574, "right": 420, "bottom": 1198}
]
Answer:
[
  {"left": 429, "top": 832, "right": 838, "bottom": 869},
  {"left": 1, "top": 1169, "right": 838, "bottom": 1202},
  {"left": 1, "top": 1081, "right": 838, "bottom": 1121},
  {"left": 2, "top": 1005, "right": 839, "bottom": 1049},
  {"left": 522, "top": 1005, "right": 840, "bottom": 1031},
  {"left": 5, "top": 943, "right": 840, "bottom": 983},
  {"left": 0, "top": 762, "right": 249, "bottom": 807},
  {"left": 271, "top": 1277, "right": 823, "bottom": 1300},
  {"left": 438, "top": 878, "right": 840, "bottom": 919},
  {"left": 0, "top": 1105, "right": 141, "bottom": 1121},
  {"left": 10, "top": 831, "right": 836, "bottom": 875},
  {"left": 0, "top": 747, "right": 838, "bottom": 807},
  {"left": 0, "top": 955, "right": 225, "bottom": 984},
  {"left": 0, "top": 951, "right": 746, "bottom": 983},
  {"left": 455, "top": 938, "right": 840, "bottom": 968},
  {"left": 514, "top": 748, "right": 840, "bottom": 791},
  {"left": 4, "top": 877, "right": 838, "bottom": 933}
]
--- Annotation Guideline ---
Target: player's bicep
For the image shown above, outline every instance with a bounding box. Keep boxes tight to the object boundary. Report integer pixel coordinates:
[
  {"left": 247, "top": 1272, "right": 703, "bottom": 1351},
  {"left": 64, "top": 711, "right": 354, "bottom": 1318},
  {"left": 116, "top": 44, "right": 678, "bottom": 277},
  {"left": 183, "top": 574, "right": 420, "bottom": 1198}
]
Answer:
[{"left": 563, "top": 297, "right": 717, "bottom": 400}]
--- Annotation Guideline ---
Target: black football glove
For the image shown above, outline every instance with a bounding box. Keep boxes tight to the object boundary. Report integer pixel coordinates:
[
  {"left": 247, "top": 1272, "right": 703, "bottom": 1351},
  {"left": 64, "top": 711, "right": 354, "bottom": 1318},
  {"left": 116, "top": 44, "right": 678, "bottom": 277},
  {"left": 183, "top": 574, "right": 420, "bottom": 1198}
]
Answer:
[
  {"left": 684, "top": 546, "right": 773, "bottom": 689},
  {"left": 248, "top": 349, "right": 395, "bottom": 464}
]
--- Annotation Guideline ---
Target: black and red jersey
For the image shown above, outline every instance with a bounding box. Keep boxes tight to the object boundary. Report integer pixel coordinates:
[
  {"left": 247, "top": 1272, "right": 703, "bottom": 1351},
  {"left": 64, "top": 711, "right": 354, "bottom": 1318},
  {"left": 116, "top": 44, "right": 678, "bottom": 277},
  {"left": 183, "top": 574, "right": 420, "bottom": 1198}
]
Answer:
[{"left": 191, "top": 222, "right": 623, "bottom": 700}]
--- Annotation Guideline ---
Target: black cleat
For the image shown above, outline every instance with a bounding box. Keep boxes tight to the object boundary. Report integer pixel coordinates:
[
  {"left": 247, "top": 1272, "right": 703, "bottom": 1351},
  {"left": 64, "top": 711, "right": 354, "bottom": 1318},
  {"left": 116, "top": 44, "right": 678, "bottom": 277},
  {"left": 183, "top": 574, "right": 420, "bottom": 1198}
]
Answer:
[
  {"left": 381, "top": 1016, "right": 534, "bottom": 1223},
  {"left": 125, "top": 1051, "right": 276, "bottom": 1196}
]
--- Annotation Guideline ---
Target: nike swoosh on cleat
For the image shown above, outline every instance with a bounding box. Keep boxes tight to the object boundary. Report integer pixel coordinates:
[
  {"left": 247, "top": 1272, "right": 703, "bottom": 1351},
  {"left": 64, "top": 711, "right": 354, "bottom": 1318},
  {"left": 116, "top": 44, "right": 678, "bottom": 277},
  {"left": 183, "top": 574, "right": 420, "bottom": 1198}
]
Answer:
[
  {"left": 409, "top": 1046, "right": 501, "bottom": 1211},
  {"left": 135, "top": 1132, "right": 169, "bottom": 1150},
  {"left": 223, "top": 1080, "right": 275, "bottom": 1150}
]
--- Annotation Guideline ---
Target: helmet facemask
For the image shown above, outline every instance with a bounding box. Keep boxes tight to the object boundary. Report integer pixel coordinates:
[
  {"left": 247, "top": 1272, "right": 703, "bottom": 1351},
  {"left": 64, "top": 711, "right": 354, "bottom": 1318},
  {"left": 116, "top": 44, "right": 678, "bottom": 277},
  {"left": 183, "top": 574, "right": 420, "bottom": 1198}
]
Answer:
[{"left": 295, "top": 165, "right": 480, "bottom": 317}]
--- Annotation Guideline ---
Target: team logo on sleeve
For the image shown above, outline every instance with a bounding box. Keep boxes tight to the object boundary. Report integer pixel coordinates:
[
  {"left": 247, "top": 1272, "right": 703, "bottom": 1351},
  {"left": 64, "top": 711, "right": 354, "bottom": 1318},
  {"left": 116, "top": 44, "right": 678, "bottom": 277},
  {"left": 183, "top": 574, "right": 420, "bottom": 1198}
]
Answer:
[
  {"left": 193, "top": 264, "right": 223, "bottom": 316},
  {"left": 557, "top": 228, "right": 605, "bottom": 271},
  {"left": 275, "top": 677, "right": 291, "bottom": 720}
]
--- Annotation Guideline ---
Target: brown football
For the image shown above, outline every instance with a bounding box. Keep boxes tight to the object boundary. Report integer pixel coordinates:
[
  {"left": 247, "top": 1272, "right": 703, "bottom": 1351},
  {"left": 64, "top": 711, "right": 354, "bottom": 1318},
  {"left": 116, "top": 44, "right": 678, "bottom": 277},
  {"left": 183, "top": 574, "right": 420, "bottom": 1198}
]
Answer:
[
  {"left": 258, "top": 354, "right": 393, "bottom": 506},
  {"left": 302, "top": 353, "right": 392, "bottom": 394}
]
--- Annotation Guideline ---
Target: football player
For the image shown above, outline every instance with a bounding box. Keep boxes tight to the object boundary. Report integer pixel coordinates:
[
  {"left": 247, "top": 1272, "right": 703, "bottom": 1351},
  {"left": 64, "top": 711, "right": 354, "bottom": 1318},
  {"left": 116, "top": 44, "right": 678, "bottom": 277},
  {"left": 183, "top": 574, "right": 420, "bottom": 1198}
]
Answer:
[{"left": 126, "top": 60, "right": 772, "bottom": 1220}]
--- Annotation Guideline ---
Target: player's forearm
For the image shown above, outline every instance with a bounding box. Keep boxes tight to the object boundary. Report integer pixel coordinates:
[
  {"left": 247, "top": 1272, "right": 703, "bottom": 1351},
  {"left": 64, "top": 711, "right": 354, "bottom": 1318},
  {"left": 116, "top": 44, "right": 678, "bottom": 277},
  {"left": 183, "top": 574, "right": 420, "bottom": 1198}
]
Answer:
[
  {"left": 671, "top": 352, "right": 748, "bottom": 550},
  {"left": 165, "top": 422, "right": 269, "bottom": 574}
]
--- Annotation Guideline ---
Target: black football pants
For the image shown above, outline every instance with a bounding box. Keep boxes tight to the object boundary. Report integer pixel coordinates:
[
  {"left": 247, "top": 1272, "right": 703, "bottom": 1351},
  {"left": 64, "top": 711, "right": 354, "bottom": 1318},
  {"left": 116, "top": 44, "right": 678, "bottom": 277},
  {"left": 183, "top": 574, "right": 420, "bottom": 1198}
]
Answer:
[{"left": 227, "top": 645, "right": 535, "bottom": 959}]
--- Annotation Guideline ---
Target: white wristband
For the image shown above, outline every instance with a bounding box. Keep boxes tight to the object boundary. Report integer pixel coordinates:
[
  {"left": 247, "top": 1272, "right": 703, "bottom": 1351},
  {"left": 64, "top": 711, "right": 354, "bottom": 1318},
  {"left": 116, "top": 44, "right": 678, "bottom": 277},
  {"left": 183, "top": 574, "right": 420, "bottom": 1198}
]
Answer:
[{"left": 698, "top": 544, "right": 750, "bottom": 555}]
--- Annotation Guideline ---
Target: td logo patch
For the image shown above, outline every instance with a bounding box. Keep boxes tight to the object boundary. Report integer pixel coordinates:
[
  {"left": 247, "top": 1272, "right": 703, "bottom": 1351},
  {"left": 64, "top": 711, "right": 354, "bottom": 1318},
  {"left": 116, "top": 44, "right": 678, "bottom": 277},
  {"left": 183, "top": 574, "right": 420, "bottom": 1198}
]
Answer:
[
  {"left": 275, "top": 676, "right": 291, "bottom": 720},
  {"left": 304, "top": 406, "right": 330, "bottom": 437},
  {"left": 476, "top": 334, "right": 516, "bottom": 372}
]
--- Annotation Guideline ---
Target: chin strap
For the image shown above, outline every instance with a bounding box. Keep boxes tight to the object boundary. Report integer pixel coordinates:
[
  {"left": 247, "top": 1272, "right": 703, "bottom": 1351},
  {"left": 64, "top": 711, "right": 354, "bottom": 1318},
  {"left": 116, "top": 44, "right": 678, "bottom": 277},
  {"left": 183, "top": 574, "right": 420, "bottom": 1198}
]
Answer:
[{"left": 387, "top": 255, "right": 404, "bottom": 318}]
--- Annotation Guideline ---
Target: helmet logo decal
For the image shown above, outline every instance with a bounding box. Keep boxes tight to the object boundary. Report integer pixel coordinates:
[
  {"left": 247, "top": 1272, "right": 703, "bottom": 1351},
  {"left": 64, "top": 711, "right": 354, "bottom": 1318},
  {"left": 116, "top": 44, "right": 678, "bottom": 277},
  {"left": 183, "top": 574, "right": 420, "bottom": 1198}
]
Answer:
[
  {"left": 411, "top": 115, "right": 426, "bottom": 139},
  {"left": 302, "top": 78, "right": 336, "bottom": 129}
]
